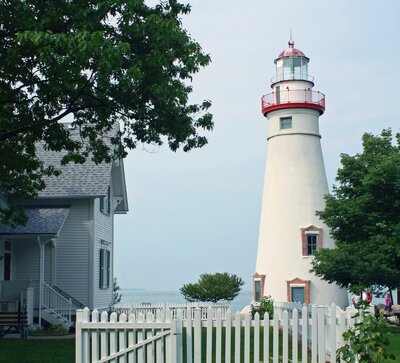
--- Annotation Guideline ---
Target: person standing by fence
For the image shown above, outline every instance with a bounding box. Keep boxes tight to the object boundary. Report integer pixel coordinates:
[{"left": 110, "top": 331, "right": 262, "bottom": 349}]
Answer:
[{"left": 385, "top": 291, "right": 393, "bottom": 313}]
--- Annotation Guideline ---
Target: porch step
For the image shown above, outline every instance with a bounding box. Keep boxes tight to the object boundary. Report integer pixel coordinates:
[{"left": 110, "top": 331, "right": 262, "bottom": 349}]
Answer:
[{"left": 41, "top": 308, "right": 72, "bottom": 330}]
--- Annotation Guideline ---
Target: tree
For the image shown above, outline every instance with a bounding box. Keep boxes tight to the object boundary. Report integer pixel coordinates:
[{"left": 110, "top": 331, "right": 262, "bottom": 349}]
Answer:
[
  {"left": 311, "top": 129, "right": 400, "bottom": 295},
  {"left": 112, "top": 277, "right": 122, "bottom": 306},
  {"left": 180, "top": 272, "right": 245, "bottom": 303},
  {"left": 0, "top": 0, "right": 213, "bottom": 226}
]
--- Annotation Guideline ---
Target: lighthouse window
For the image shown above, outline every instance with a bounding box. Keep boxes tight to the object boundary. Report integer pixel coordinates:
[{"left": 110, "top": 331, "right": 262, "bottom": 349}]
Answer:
[
  {"left": 291, "top": 287, "right": 305, "bottom": 304},
  {"left": 255, "top": 280, "right": 261, "bottom": 302},
  {"left": 280, "top": 117, "right": 292, "bottom": 129},
  {"left": 306, "top": 234, "right": 318, "bottom": 255}
]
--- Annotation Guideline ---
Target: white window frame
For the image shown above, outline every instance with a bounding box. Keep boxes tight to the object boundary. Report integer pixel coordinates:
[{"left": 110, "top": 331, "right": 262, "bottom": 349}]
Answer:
[{"left": 100, "top": 186, "right": 111, "bottom": 215}]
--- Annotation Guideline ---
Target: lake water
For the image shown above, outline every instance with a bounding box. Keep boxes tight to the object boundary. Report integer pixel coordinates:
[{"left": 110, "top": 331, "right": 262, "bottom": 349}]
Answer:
[{"left": 120, "top": 289, "right": 253, "bottom": 313}]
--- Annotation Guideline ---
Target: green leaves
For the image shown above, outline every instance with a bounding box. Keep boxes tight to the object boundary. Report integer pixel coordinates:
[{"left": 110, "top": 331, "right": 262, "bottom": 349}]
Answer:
[
  {"left": 251, "top": 295, "right": 274, "bottom": 320},
  {"left": 337, "top": 305, "right": 396, "bottom": 362},
  {"left": 180, "top": 272, "right": 245, "bottom": 304},
  {"left": 312, "top": 129, "right": 400, "bottom": 294},
  {"left": 0, "top": 0, "right": 213, "bottom": 226},
  {"left": 112, "top": 277, "right": 122, "bottom": 306}
]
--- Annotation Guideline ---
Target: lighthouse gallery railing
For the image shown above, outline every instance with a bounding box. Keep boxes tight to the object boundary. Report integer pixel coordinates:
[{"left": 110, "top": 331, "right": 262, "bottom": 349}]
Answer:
[{"left": 261, "top": 89, "right": 325, "bottom": 114}]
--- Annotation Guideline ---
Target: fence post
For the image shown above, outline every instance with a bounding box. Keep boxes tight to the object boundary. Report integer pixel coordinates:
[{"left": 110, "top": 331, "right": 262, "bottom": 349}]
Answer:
[
  {"left": 329, "top": 304, "right": 337, "bottom": 362},
  {"left": 194, "top": 308, "right": 202, "bottom": 363},
  {"left": 254, "top": 313, "right": 260, "bottom": 363},
  {"left": 75, "top": 309, "right": 83, "bottom": 363},
  {"left": 176, "top": 309, "right": 183, "bottom": 363},
  {"left": 273, "top": 312, "right": 279, "bottom": 363},
  {"left": 206, "top": 307, "right": 213, "bottom": 363},
  {"left": 234, "top": 312, "right": 241, "bottom": 362},
  {"left": 186, "top": 306, "right": 193, "bottom": 363},
  {"left": 146, "top": 312, "right": 155, "bottom": 363},
  {"left": 100, "top": 311, "right": 109, "bottom": 361},
  {"left": 292, "top": 308, "right": 298, "bottom": 363},
  {"left": 26, "top": 287, "right": 34, "bottom": 326},
  {"left": 301, "top": 306, "right": 308, "bottom": 363},
  {"left": 311, "top": 305, "right": 318, "bottom": 363},
  {"left": 91, "top": 309, "right": 99, "bottom": 362},
  {"left": 338, "top": 310, "right": 347, "bottom": 363},
  {"left": 317, "top": 306, "right": 326, "bottom": 363},
  {"left": 282, "top": 310, "right": 288, "bottom": 363},
  {"left": 170, "top": 318, "right": 182, "bottom": 363},
  {"left": 81, "top": 308, "right": 90, "bottom": 363},
  {"left": 118, "top": 313, "right": 127, "bottom": 363},
  {"left": 109, "top": 312, "right": 118, "bottom": 363},
  {"left": 263, "top": 312, "right": 270, "bottom": 363},
  {"left": 225, "top": 311, "right": 232, "bottom": 363},
  {"left": 216, "top": 308, "right": 222, "bottom": 363},
  {"left": 244, "top": 314, "right": 251, "bottom": 363}
]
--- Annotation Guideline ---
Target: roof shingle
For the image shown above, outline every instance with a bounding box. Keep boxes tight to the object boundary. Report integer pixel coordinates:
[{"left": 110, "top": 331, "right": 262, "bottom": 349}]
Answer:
[
  {"left": 36, "top": 126, "right": 117, "bottom": 198},
  {"left": 0, "top": 207, "right": 69, "bottom": 236}
]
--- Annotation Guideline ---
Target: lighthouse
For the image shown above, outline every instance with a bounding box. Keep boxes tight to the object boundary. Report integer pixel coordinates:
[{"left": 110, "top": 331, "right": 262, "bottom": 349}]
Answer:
[{"left": 253, "top": 39, "right": 348, "bottom": 308}]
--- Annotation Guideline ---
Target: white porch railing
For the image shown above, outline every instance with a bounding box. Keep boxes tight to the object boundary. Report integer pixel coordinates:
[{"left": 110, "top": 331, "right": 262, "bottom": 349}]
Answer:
[
  {"left": 42, "top": 282, "right": 72, "bottom": 324},
  {"left": 76, "top": 303, "right": 356, "bottom": 363}
]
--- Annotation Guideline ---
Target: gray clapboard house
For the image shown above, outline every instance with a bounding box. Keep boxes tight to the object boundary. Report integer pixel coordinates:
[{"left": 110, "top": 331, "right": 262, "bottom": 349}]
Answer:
[{"left": 0, "top": 136, "right": 128, "bottom": 327}]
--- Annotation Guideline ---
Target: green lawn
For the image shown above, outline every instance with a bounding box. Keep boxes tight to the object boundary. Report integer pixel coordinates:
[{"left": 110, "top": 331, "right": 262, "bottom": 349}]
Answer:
[
  {"left": 0, "top": 339, "right": 74, "bottom": 363},
  {"left": 0, "top": 327, "right": 399, "bottom": 363},
  {"left": 384, "top": 326, "right": 400, "bottom": 363}
]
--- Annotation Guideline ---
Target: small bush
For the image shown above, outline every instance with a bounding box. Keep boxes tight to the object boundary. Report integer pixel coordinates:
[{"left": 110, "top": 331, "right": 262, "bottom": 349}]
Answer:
[
  {"left": 49, "top": 323, "right": 69, "bottom": 335},
  {"left": 251, "top": 296, "right": 274, "bottom": 319},
  {"left": 337, "top": 303, "right": 395, "bottom": 362}
]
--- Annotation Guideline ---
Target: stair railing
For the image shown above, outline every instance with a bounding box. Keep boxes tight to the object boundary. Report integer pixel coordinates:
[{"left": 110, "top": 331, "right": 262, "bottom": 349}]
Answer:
[{"left": 42, "top": 282, "right": 72, "bottom": 324}]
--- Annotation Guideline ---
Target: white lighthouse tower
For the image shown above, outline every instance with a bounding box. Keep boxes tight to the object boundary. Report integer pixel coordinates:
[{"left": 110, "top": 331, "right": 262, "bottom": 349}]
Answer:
[{"left": 253, "top": 39, "right": 347, "bottom": 308}]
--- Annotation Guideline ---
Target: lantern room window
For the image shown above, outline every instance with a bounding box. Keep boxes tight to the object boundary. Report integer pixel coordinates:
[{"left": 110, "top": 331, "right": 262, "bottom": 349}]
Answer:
[{"left": 276, "top": 57, "right": 309, "bottom": 82}]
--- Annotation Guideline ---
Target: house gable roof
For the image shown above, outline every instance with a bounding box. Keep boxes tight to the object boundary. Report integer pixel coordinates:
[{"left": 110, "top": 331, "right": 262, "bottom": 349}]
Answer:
[
  {"left": 36, "top": 124, "right": 127, "bottom": 202},
  {"left": 36, "top": 142, "right": 112, "bottom": 199}
]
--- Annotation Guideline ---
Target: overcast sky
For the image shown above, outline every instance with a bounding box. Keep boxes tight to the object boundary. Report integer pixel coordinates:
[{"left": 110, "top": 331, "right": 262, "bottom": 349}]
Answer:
[{"left": 114, "top": 0, "right": 400, "bottom": 291}]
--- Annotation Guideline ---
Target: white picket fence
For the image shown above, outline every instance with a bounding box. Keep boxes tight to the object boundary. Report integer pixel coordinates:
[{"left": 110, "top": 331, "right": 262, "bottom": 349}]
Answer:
[
  {"left": 76, "top": 304, "right": 357, "bottom": 363},
  {"left": 113, "top": 302, "right": 231, "bottom": 320}
]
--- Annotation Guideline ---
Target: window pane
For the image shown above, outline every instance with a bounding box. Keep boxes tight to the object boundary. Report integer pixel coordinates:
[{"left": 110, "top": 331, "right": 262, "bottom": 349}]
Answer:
[
  {"left": 306, "top": 234, "right": 318, "bottom": 255},
  {"left": 255, "top": 281, "right": 261, "bottom": 302},
  {"left": 107, "top": 186, "right": 111, "bottom": 214},
  {"left": 99, "top": 249, "right": 104, "bottom": 288},
  {"left": 291, "top": 287, "right": 305, "bottom": 303},
  {"left": 293, "top": 58, "right": 302, "bottom": 78},
  {"left": 276, "top": 59, "right": 284, "bottom": 81},
  {"left": 282, "top": 58, "right": 294, "bottom": 80},
  {"left": 106, "top": 250, "right": 111, "bottom": 288},
  {"left": 280, "top": 117, "right": 292, "bottom": 129}
]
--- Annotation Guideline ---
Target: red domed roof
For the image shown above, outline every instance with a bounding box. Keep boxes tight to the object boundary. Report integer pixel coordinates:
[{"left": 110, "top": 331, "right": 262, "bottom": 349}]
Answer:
[{"left": 277, "top": 40, "right": 307, "bottom": 58}]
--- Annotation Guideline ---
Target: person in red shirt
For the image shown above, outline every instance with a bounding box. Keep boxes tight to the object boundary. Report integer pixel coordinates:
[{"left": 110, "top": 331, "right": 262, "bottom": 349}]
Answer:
[{"left": 385, "top": 291, "right": 393, "bottom": 313}]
